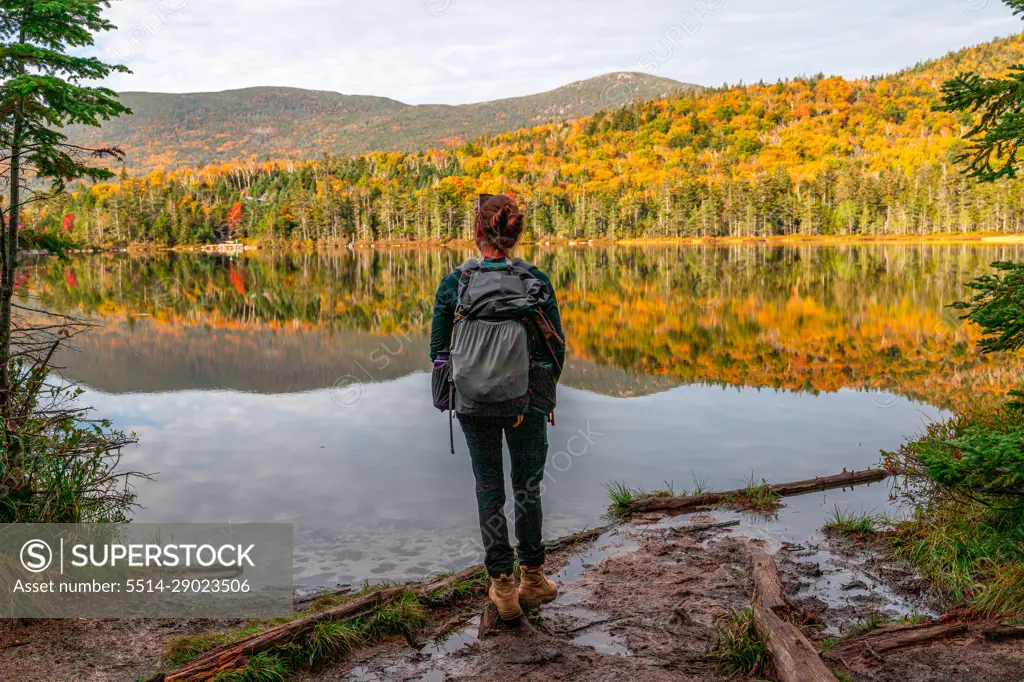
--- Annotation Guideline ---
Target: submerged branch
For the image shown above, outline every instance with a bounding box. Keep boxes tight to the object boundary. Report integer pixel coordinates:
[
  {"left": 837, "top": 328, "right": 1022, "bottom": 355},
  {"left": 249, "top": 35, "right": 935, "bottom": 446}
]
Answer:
[{"left": 623, "top": 469, "right": 889, "bottom": 515}]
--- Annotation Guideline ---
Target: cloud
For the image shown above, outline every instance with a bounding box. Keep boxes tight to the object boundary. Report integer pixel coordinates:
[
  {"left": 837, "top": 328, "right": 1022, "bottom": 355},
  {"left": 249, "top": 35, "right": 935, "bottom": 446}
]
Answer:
[{"left": 87, "top": 0, "right": 1021, "bottom": 104}]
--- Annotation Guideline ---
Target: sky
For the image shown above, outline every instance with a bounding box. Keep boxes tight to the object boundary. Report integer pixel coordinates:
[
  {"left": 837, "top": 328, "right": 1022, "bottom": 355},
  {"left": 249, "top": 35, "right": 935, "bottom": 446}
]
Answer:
[{"left": 89, "top": 0, "right": 1024, "bottom": 105}]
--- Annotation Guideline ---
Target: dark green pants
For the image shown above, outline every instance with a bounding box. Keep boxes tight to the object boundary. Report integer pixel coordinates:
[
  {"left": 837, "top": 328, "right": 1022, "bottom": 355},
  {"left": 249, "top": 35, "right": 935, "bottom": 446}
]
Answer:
[{"left": 458, "top": 413, "right": 548, "bottom": 578}]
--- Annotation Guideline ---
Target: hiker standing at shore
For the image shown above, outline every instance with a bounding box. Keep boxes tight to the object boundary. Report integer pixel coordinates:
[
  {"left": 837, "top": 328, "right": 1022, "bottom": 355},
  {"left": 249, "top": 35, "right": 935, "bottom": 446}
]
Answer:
[{"left": 430, "top": 194, "right": 566, "bottom": 620}]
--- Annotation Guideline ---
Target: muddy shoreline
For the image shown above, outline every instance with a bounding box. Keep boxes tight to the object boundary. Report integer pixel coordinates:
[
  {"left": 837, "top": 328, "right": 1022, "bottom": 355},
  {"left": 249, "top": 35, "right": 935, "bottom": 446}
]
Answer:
[{"left": 3, "top": 509, "right": 1022, "bottom": 682}]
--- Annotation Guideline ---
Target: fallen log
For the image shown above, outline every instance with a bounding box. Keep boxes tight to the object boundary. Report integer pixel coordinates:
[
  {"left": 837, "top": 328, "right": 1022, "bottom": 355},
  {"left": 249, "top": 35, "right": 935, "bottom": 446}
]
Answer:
[
  {"left": 676, "top": 520, "right": 741, "bottom": 534},
  {"left": 983, "top": 624, "right": 1024, "bottom": 642},
  {"left": 827, "top": 621, "right": 969, "bottom": 662},
  {"left": 420, "top": 565, "right": 488, "bottom": 597},
  {"left": 751, "top": 554, "right": 790, "bottom": 615},
  {"left": 150, "top": 524, "right": 611, "bottom": 681},
  {"left": 546, "top": 524, "right": 613, "bottom": 552},
  {"left": 147, "top": 586, "right": 407, "bottom": 682},
  {"left": 752, "top": 604, "right": 837, "bottom": 682},
  {"left": 626, "top": 469, "right": 889, "bottom": 515}
]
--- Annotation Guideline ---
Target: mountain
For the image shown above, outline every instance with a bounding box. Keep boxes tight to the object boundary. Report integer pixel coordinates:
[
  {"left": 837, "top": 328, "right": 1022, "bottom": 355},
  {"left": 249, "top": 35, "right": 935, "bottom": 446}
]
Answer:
[
  {"left": 49, "top": 320, "right": 682, "bottom": 399},
  {"left": 66, "top": 73, "right": 695, "bottom": 171},
  {"left": 41, "top": 34, "right": 1024, "bottom": 244}
]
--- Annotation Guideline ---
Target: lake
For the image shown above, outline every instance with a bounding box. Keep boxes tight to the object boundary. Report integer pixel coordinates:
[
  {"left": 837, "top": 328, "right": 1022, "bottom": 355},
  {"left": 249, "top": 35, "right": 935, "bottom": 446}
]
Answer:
[{"left": 20, "top": 244, "right": 1024, "bottom": 590}]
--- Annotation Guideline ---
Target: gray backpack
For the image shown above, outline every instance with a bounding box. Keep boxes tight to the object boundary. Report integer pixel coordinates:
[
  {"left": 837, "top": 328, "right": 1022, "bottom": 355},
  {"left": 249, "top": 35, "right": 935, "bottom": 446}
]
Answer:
[{"left": 450, "top": 258, "right": 549, "bottom": 417}]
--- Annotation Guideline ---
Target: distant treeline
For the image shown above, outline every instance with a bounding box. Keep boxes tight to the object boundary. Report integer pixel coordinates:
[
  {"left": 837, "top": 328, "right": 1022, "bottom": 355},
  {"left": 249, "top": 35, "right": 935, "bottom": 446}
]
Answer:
[{"left": 30, "top": 34, "right": 1024, "bottom": 245}]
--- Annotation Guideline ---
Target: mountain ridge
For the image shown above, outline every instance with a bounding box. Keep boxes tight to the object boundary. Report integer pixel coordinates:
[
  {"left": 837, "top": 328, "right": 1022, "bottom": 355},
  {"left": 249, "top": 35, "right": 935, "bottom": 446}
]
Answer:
[{"left": 68, "top": 72, "right": 696, "bottom": 171}]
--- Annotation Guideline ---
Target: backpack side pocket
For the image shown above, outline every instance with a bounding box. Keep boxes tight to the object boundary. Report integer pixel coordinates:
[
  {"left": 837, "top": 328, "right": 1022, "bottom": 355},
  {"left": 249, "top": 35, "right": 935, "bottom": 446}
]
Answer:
[
  {"left": 431, "top": 357, "right": 453, "bottom": 412},
  {"left": 528, "top": 361, "right": 557, "bottom": 414}
]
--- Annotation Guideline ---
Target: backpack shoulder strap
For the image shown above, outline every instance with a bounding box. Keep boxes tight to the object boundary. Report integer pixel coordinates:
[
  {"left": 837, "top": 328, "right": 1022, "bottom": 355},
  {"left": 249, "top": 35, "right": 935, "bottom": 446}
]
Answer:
[
  {"left": 455, "top": 258, "right": 483, "bottom": 273},
  {"left": 508, "top": 258, "right": 537, "bottom": 275}
]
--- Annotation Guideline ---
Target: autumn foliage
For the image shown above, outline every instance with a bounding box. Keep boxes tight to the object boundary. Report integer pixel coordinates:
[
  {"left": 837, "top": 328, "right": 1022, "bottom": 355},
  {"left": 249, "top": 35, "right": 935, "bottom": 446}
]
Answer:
[{"left": 30, "top": 34, "right": 1024, "bottom": 245}]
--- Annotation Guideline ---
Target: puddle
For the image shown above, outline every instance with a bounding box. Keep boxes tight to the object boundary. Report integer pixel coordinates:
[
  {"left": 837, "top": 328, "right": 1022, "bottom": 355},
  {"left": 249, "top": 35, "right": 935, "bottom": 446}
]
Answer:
[
  {"left": 779, "top": 539, "right": 935, "bottom": 633},
  {"left": 651, "top": 506, "right": 932, "bottom": 634},
  {"left": 420, "top": 616, "right": 480, "bottom": 658},
  {"left": 540, "top": 530, "right": 639, "bottom": 656},
  {"left": 573, "top": 628, "right": 630, "bottom": 655},
  {"left": 554, "top": 529, "right": 639, "bottom": 583},
  {"left": 347, "top": 667, "right": 384, "bottom": 681},
  {"left": 558, "top": 605, "right": 631, "bottom": 656}
]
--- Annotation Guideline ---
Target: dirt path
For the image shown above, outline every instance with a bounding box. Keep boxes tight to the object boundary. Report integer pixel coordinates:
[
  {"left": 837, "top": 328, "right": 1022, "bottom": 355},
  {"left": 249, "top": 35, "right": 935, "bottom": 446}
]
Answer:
[
  {"left": 2, "top": 512, "right": 1023, "bottom": 681},
  {"left": 309, "top": 514, "right": 762, "bottom": 682},
  {"left": 313, "top": 512, "right": 1024, "bottom": 682},
  {"left": 0, "top": 616, "right": 235, "bottom": 681}
]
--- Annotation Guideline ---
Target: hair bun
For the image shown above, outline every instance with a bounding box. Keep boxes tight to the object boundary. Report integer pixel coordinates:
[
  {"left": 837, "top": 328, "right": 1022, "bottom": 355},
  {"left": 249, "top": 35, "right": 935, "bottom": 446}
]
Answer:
[
  {"left": 491, "top": 203, "right": 513, "bottom": 230},
  {"left": 475, "top": 194, "right": 524, "bottom": 252}
]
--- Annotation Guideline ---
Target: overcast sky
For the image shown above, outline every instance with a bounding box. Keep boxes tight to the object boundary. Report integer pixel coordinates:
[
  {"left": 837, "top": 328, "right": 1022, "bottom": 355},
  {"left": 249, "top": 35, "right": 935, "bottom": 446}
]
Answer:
[{"left": 89, "top": 0, "right": 1022, "bottom": 105}]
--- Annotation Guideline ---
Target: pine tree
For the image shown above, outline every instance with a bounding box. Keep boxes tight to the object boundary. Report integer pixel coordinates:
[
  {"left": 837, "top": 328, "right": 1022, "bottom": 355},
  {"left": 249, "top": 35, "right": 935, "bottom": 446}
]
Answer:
[
  {"left": 0, "top": 1, "right": 130, "bottom": 454},
  {"left": 933, "top": 0, "right": 1024, "bottom": 498},
  {"left": 940, "top": 0, "right": 1024, "bottom": 182}
]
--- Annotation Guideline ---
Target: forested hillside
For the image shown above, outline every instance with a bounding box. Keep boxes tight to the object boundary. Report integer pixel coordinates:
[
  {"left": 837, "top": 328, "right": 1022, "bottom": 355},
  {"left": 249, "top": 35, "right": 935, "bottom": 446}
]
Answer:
[
  {"left": 64, "top": 73, "right": 692, "bottom": 171},
  {"left": 34, "top": 33, "right": 1024, "bottom": 244}
]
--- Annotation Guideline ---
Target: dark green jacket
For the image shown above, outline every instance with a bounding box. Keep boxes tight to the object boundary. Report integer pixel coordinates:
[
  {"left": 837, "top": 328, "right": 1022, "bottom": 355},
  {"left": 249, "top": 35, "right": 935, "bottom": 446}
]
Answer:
[{"left": 430, "top": 257, "right": 565, "bottom": 377}]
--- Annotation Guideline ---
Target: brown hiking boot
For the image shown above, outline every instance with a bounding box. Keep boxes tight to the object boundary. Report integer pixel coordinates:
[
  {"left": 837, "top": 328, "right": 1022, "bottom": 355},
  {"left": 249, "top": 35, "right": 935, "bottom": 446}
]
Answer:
[
  {"left": 489, "top": 574, "right": 523, "bottom": 620},
  {"left": 518, "top": 565, "right": 558, "bottom": 605}
]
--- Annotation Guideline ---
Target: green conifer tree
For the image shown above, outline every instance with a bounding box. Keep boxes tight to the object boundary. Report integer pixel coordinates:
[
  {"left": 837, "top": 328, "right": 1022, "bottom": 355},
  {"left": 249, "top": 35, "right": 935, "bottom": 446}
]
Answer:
[{"left": 0, "top": 0, "right": 130, "bottom": 457}]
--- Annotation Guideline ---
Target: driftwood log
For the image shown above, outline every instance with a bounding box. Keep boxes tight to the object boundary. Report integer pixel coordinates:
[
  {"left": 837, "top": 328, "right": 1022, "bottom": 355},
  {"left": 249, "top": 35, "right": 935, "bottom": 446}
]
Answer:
[
  {"left": 753, "top": 604, "right": 837, "bottom": 682},
  {"left": 546, "top": 525, "right": 613, "bottom": 552},
  {"left": 982, "top": 624, "right": 1024, "bottom": 642},
  {"left": 418, "top": 565, "right": 488, "bottom": 596},
  {"left": 750, "top": 555, "right": 836, "bottom": 682},
  {"left": 751, "top": 554, "right": 790, "bottom": 615},
  {"left": 149, "top": 525, "right": 611, "bottom": 681},
  {"left": 827, "top": 621, "right": 969, "bottom": 662},
  {"left": 147, "top": 586, "right": 407, "bottom": 681},
  {"left": 626, "top": 469, "right": 888, "bottom": 515}
]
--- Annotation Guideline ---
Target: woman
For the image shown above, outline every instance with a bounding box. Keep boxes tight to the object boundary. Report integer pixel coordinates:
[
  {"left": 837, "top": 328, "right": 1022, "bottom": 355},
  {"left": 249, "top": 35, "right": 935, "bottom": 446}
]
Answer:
[{"left": 430, "top": 194, "right": 565, "bottom": 620}]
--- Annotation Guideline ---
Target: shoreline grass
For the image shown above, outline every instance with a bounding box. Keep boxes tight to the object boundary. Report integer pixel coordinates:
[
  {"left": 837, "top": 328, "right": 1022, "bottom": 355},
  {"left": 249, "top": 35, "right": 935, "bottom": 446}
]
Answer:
[
  {"left": 880, "top": 403, "right": 1024, "bottom": 619},
  {"left": 707, "top": 607, "right": 771, "bottom": 677},
  {"left": 160, "top": 571, "right": 486, "bottom": 680},
  {"left": 606, "top": 473, "right": 779, "bottom": 516},
  {"left": 823, "top": 506, "right": 886, "bottom": 537},
  {"left": 885, "top": 496, "right": 1024, "bottom": 617}
]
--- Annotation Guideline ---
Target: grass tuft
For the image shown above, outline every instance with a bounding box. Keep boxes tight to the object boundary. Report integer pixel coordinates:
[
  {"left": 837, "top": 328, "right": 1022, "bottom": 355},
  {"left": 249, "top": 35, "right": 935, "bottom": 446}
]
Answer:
[
  {"left": 363, "top": 590, "right": 426, "bottom": 640},
  {"left": 604, "top": 481, "right": 640, "bottom": 514},
  {"left": 974, "top": 562, "right": 1024, "bottom": 618},
  {"left": 306, "top": 621, "right": 362, "bottom": 667},
  {"left": 690, "top": 475, "right": 710, "bottom": 497},
  {"left": 164, "top": 587, "right": 429, "bottom": 680},
  {"left": 719, "top": 474, "right": 782, "bottom": 514},
  {"left": 211, "top": 651, "right": 292, "bottom": 681},
  {"left": 741, "top": 476, "right": 782, "bottom": 512},
  {"left": 844, "top": 611, "right": 893, "bottom": 639},
  {"left": 708, "top": 608, "right": 771, "bottom": 677},
  {"left": 164, "top": 624, "right": 266, "bottom": 667},
  {"left": 605, "top": 474, "right": 719, "bottom": 514},
  {"left": 824, "top": 505, "right": 885, "bottom": 537}
]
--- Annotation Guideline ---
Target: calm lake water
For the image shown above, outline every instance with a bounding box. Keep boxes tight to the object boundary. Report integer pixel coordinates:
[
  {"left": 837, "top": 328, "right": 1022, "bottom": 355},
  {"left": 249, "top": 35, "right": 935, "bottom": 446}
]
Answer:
[{"left": 21, "top": 244, "right": 1024, "bottom": 588}]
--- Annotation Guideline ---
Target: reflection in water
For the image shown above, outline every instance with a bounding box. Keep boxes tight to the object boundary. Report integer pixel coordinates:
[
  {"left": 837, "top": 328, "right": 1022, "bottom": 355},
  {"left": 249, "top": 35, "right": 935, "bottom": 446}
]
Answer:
[{"left": 19, "top": 245, "right": 1024, "bottom": 585}]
